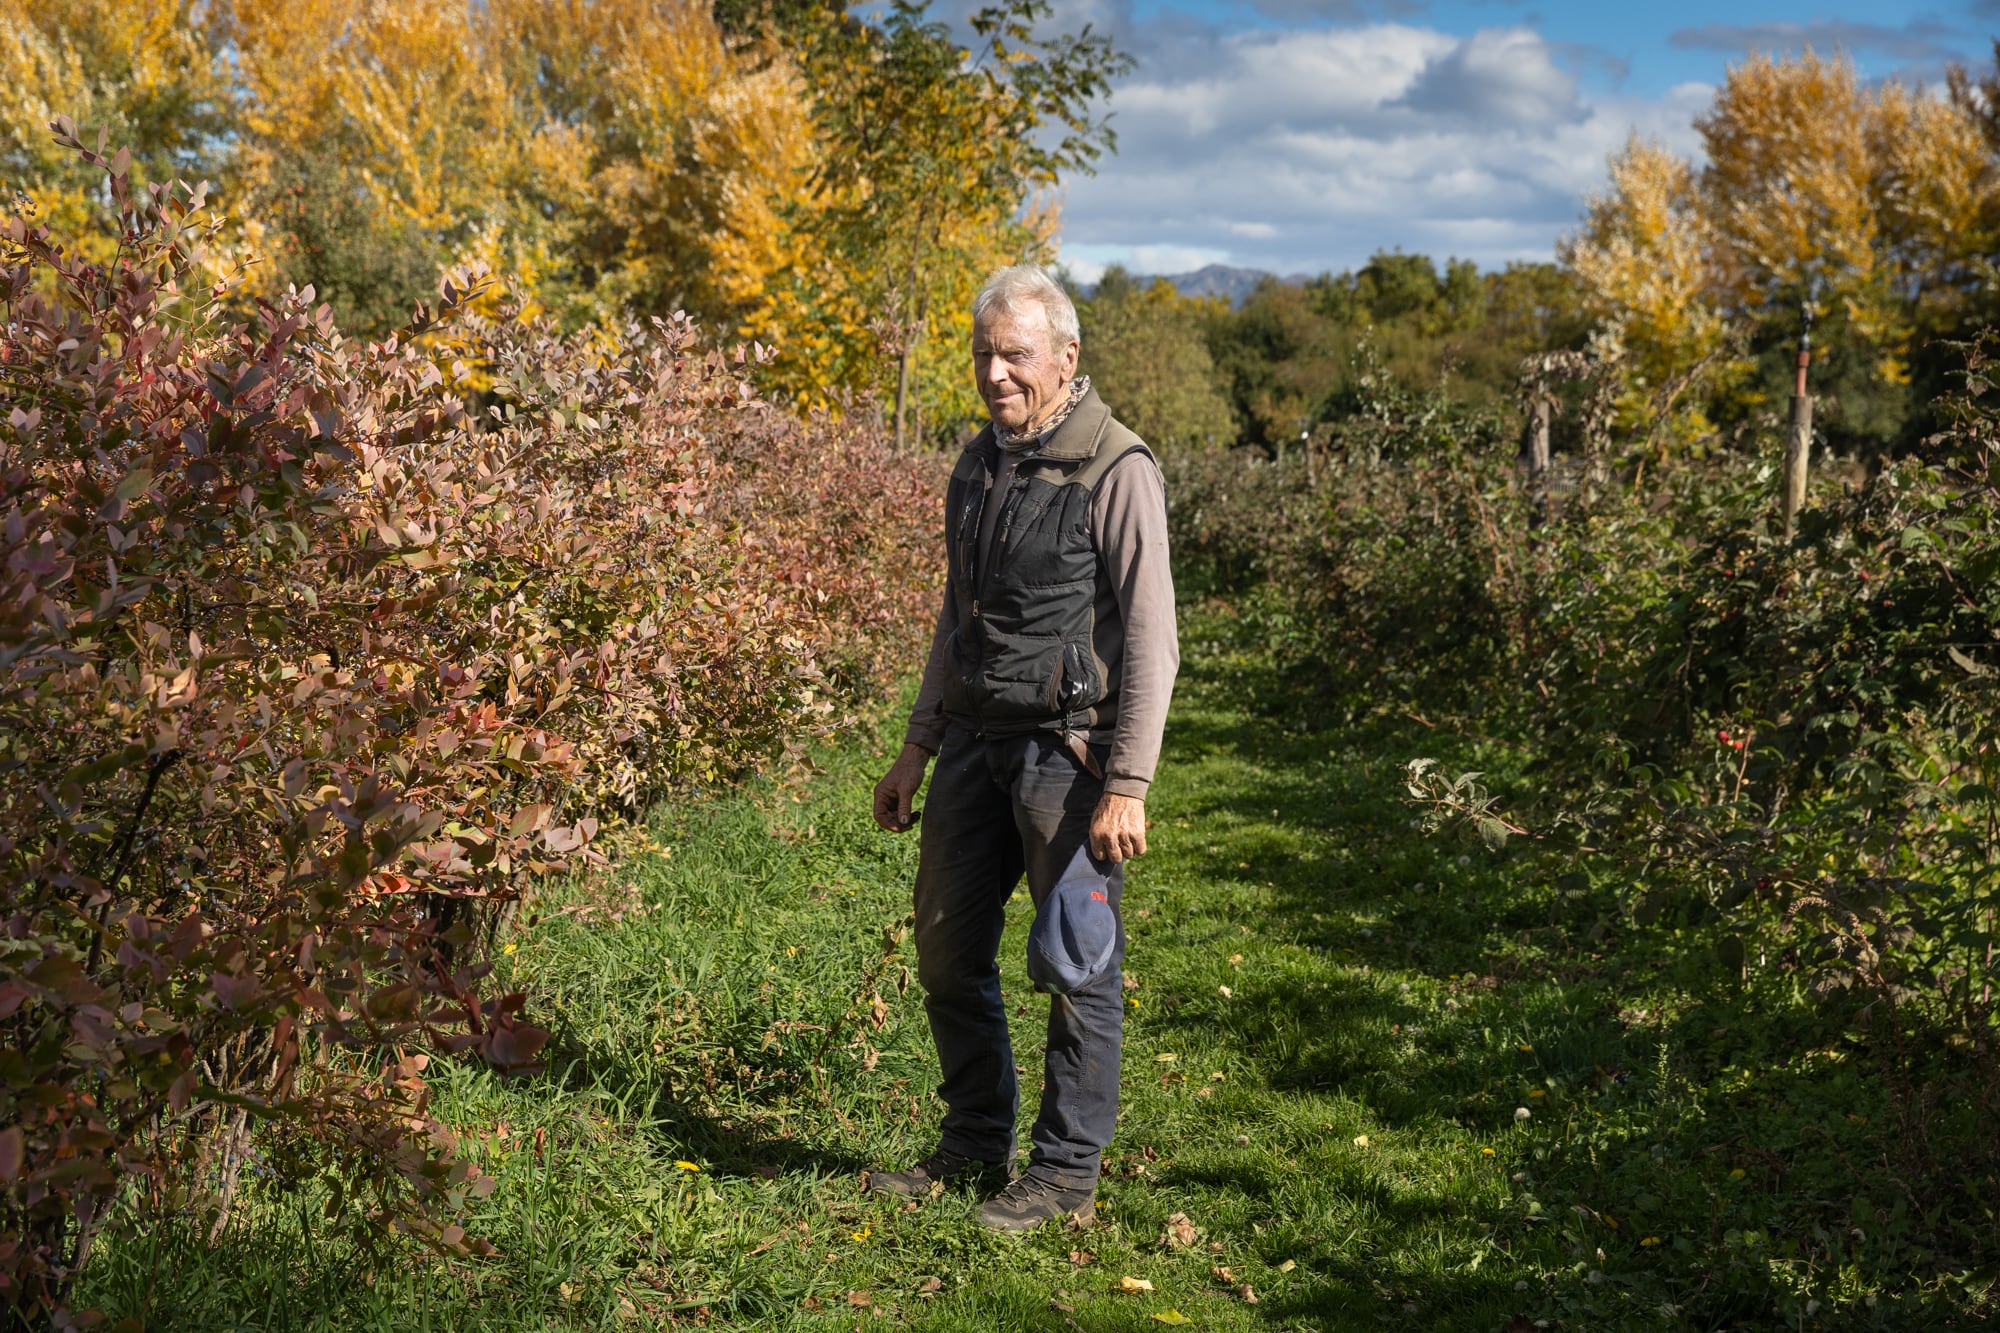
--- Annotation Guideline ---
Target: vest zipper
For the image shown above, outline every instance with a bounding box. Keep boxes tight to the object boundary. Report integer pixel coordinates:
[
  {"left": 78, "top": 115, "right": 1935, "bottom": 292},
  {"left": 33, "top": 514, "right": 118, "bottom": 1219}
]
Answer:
[{"left": 979, "top": 470, "right": 1031, "bottom": 605}]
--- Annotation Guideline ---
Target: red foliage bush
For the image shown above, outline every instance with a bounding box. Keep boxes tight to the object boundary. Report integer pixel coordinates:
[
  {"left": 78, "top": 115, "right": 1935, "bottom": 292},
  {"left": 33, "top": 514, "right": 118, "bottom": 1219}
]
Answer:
[{"left": 0, "top": 127, "right": 940, "bottom": 1321}]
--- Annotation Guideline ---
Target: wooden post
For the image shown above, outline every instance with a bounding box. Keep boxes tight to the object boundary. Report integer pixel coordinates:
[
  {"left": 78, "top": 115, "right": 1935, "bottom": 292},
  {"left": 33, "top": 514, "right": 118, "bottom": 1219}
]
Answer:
[
  {"left": 1781, "top": 303, "right": 1814, "bottom": 539},
  {"left": 1523, "top": 391, "right": 1551, "bottom": 528}
]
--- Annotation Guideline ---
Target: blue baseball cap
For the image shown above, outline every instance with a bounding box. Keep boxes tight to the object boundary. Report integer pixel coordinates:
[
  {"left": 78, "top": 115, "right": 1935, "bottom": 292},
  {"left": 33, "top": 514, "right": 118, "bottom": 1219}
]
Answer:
[{"left": 1027, "top": 845, "right": 1119, "bottom": 994}]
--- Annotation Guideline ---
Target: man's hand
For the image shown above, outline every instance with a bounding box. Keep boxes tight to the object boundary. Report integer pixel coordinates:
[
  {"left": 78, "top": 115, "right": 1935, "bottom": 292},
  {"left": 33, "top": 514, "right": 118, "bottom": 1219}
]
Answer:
[
  {"left": 872, "top": 743, "right": 932, "bottom": 833},
  {"left": 1090, "top": 793, "right": 1148, "bottom": 864}
]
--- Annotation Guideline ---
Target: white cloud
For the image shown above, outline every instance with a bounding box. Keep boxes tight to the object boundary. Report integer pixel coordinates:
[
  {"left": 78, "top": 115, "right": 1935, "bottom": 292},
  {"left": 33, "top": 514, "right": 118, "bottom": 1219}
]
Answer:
[
  {"left": 1053, "top": 22, "right": 1713, "bottom": 276},
  {"left": 1390, "top": 27, "right": 1586, "bottom": 127}
]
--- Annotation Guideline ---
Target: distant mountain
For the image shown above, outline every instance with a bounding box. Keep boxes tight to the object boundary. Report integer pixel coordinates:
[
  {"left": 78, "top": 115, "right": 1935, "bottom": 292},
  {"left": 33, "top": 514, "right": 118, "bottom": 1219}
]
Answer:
[
  {"left": 1075, "top": 262, "right": 1314, "bottom": 308},
  {"left": 1157, "top": 264, "right": 1283, "bottom": 306}
]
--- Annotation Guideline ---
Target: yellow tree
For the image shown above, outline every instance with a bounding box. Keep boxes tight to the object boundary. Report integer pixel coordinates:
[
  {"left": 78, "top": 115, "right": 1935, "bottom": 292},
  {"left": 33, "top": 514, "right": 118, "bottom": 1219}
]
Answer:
[
  {"left": 0, "top": 0, "right": 231, "bottom": 259},
  {"left": 1696, "top": 49, "right": 1999, "bottom": 386},
  {"left": 1870, "top": 81, "right": 1997, "bottom": 340},
  {"left": 221, "top": 0, "right": 520, "bottom": 326},
  {"left": 224, "top": 0, "right": 811, "bottom": 332},
  {"left": 752, "top": 0, "right": 1130, "bottom": 447},
  {"left": 1569, "top": 50, "right": 2000, "bottom": 442},
  {"left": 478, "top": 0, "right": 813, "bottom": 326},
  {"left": 1696, "top": 51, "right": 1898, "bottom": 368},
  {"left": 1562, "top": 137, "right": 1730, "bottom": 409}
]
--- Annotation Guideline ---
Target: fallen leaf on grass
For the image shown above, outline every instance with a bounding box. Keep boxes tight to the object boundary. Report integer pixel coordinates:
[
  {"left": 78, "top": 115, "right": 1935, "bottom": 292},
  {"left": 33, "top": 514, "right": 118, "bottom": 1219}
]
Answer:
[
  {"left": 1195, "top": 1086, "right": 1214, "bottom": 1097},
  {"left": 916, "top": 1277, "right": 943, "bottom": 1298},
  {"left": 847, "top": 1290, "right": 873, "bottom": 1308},
  {"left": 1117, "top": 1276, "right": 1155, "bottom": 1294},
  {"left": 1211, "top": 1266, "right": 1233, "bottom": 1283},
  {"left": 1050, "top": 1298, "right": 1075, "bottom": 1314},
  {"left": 1160, "top": 1213, "right": 1198, "bottom": 1248},
  {"left": 1235, "top": 1284, "right": 1257, "bottom": 1304},
  {"left": 1353, "top": 1134, "right": 1370, "bottom": 1147},
  {"left": 1152, "top": 1312, "right": 1191, "bottom": 1325},
  {"left": 1155, "top": 1052, "right": 1178, "bottom": 1063},
  {"left": 1276, "top": 1259, "right": 1296, "bottom": 1273},
  {"left": 1068, "top": 1250, "right": 1097, "bottom": 1266},
  {"left": 1228, "top": 953, "right": 1244, "bottom": 964}
]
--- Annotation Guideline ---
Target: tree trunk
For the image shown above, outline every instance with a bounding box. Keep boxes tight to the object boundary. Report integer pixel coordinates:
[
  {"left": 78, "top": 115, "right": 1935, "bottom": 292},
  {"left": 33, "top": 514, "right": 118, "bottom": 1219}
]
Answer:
[
  {"left": 893, "top": 342, "right": 914, "bottom": 453},
  {"left": 1782, "top": 393, "right": 1812, "bottom": 539},
  {"left": 893, "top": 274, "right": 933, "bottom": 452}
]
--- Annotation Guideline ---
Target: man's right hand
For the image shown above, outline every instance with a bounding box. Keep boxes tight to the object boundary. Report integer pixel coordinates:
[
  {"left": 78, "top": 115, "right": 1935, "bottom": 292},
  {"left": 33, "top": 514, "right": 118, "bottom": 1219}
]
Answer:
[{"left": 872, "top": 743, "right": 932, "bottom": 833}]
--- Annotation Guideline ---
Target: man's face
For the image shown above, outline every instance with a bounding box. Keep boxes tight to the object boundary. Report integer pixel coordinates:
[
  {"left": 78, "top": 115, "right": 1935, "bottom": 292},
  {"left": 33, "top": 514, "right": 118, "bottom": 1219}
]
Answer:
[{"left": 972, "top": 305, "right": 1079, "bottom": 433}]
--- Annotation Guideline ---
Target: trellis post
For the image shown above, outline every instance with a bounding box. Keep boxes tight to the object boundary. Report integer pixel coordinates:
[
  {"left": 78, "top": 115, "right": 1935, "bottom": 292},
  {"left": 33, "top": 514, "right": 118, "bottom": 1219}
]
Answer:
[{"left": 1782, "top": 302, "right": 1814, "bottom": 539}]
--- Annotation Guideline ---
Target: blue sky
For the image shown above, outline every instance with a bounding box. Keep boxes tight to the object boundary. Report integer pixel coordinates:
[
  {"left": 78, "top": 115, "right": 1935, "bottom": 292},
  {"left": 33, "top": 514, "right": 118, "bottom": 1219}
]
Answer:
[{"left": 994, "top": 0, "right": 1998, "bottom": 279}]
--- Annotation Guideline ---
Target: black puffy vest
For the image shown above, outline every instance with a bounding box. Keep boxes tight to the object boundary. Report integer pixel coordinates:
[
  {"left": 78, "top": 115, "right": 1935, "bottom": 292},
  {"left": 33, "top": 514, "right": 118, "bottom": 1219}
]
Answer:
[{"left": 939, "top": 389, "right": 1151, "bottom": 736}]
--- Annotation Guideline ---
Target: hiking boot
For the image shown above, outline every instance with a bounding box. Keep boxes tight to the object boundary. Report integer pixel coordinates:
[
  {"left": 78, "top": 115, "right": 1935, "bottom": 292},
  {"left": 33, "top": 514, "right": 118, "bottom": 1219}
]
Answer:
[
  {"left": 976, "top": 1173, "right": 1095, "bottom": 1232},
  {"left": 865, "top": 1146, "right": 1010, "bottom": 1199}
]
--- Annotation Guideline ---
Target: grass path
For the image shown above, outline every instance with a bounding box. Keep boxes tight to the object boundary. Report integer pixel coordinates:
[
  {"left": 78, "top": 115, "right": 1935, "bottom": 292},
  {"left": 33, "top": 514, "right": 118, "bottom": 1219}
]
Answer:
[{"left": 87, "top": 617, "right": 1942, "bottom": 1330}]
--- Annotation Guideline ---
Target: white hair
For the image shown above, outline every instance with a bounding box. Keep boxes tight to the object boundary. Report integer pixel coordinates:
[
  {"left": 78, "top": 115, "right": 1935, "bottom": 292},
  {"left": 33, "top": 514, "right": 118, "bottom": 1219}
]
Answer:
[{"left": 972, "top": 265, "right": 1080, "bottom": 351}]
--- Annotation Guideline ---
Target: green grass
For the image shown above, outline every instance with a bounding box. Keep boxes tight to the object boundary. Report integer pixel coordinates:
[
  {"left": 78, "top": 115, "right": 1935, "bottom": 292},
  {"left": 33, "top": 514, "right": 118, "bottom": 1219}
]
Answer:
[{"left": 82, "top": 613, "right": 1994, "bottom": 1330}]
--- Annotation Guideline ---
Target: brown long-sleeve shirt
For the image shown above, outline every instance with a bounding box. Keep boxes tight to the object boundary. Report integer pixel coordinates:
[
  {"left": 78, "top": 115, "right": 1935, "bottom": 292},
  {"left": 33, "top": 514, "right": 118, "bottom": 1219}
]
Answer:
[{"left": 905, "top": 439, "right": 1178, "bottom": 800}]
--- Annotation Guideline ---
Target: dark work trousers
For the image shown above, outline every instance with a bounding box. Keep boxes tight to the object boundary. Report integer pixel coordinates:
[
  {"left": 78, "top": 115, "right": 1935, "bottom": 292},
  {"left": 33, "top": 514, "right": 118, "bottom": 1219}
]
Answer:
[{"left": 913, "top": 724, "right": 1125, "bottom": 1191}]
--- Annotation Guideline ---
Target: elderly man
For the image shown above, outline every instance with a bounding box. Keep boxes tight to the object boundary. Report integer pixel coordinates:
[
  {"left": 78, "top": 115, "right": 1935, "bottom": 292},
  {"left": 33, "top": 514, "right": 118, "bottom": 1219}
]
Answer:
[{"left": 867, "top": 265, "right": 1178, "bottom": 1231}]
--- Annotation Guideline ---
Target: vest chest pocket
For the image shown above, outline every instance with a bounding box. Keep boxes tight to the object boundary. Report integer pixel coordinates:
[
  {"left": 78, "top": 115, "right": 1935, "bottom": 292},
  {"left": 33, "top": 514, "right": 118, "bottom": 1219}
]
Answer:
[{"left": 1003, "top": 481, "right": 1094, "bottom": 587}]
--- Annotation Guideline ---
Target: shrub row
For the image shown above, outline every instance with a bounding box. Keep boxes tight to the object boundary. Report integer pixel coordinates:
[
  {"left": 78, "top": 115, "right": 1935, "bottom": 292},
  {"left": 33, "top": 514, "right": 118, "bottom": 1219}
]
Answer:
[
  {"left": 1165, "top": 353, "right": 2000, "bottom": 1268},
  {"left": 0, "top": 138, "right": 939, "bottom": 1321}
]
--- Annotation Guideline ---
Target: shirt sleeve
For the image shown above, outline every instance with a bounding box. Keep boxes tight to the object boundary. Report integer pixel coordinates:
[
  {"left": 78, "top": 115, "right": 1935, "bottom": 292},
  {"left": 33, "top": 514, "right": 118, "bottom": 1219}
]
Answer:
[
  {"left": 903, "top": 592, "right": 956, "bottom": 753},
  {"left": 1093, "top": 451, "right": 1179, "bottom": 799}
]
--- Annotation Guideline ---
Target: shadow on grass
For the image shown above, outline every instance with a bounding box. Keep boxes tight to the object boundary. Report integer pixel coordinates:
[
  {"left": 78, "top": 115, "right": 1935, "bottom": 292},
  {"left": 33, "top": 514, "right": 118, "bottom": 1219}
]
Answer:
[{"left": 1137, "top": 650, "right": 2000, "bottom": 1326}]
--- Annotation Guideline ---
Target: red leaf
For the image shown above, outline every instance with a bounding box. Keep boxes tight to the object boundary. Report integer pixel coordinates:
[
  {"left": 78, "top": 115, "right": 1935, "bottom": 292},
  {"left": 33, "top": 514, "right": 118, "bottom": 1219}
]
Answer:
[{"left": 485, "top": 1020, "right": 549, "bottom": 1073}]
